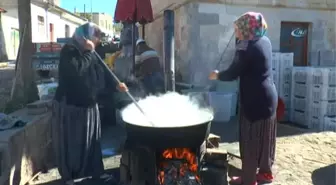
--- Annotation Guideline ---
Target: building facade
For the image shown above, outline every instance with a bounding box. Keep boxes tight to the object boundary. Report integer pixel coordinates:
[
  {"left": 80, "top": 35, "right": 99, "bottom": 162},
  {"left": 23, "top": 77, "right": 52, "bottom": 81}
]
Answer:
[
  {"left": 0, "top": 8, "right": 7, "bottom": 61},
  {"left": 0, "top": 0, "right": 87, "bottom": 60},
  {"left": 78, "top": 12, "right": 114, "bottom": 36},
  {"left": 145, "top": 0, "right": 336, "bottom": 86}
]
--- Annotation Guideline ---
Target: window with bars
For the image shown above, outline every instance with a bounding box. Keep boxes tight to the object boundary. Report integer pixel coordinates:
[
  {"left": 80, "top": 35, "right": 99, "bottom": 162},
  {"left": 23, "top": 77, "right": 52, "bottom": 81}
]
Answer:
[
  {"left": 37, "top": 15, "right": 45, "bottom": 35},
  {"left": 65, "top": 24, "right": 70, "bottom": 37}
]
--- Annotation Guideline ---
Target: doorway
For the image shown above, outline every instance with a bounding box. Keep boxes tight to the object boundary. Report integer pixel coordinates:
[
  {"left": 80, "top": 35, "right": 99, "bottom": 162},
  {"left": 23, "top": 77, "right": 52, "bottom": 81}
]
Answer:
[{"left": 280, "top": 22, "right": 310, "bottom": 66}]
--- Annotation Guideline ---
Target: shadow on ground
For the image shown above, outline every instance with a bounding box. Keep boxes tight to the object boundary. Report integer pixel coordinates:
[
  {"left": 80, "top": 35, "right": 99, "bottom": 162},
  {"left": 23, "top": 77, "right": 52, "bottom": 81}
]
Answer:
[
  {"left": 311, "top": 163, "right": 335, "bottom": 185},
  {"left": 34, "top": 168, "right": 120, "bottom": 185}
]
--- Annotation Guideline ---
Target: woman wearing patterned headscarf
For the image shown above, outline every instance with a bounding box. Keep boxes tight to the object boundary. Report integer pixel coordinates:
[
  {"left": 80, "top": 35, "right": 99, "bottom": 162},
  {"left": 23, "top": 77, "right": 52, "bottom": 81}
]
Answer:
[
  {"left": 52, "top": 23, "right": 128, "bottom": 185},
  {"left": 209, "top": 12, "right": 277, "bottom": 185}
]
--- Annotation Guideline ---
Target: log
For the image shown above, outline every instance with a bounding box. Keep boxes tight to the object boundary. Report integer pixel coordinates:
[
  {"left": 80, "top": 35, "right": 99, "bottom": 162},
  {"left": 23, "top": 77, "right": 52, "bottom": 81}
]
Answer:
[
  {"left": 204, "top": 148, "right": 228, "bottom": 168},
  {"left": 207, "top": 133, "right": 221, "bottom": 148}
]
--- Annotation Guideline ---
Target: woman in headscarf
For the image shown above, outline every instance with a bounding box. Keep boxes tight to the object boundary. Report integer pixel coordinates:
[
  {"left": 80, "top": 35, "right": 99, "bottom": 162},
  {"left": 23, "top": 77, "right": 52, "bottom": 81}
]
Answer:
[
  {"left": 134, "top": 39, "right": 164, "bottom": 95},
  {"left": 52, "top": 22, "right": 128, "bottom": 185},
  {"left": 209, "top": 12, "right": 277, "bottom": 185}
]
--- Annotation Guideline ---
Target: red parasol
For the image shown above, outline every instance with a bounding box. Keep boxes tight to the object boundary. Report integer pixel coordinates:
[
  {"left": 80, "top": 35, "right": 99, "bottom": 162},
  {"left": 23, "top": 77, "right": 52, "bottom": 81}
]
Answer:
[
  {"left": 114, "top": 0, "right": 154, "bottom": 24},
  {"left": 114, "top": 0, "right": 154, "bottom": 68}
]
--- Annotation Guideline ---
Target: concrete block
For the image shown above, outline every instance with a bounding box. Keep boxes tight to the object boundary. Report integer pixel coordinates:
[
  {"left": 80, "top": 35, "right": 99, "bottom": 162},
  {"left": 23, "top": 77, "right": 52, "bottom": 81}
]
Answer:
[
  {"left": 309, "top": 51, "right": 320, "bottom": 66},
  {"left": 198, "top": 13, "right": 219, "bottom": 25},
  {"left": 0, "top": 143, "right": 10, "bottom": 185},
  {"left": 312, "top": 29, "right": 325, "bottom": 39}
]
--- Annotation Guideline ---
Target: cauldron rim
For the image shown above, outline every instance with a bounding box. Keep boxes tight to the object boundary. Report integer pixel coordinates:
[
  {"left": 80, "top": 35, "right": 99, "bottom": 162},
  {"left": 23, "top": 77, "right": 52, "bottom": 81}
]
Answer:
[{"left": 123, "top": 116, "right": 213, "bottom": 129}]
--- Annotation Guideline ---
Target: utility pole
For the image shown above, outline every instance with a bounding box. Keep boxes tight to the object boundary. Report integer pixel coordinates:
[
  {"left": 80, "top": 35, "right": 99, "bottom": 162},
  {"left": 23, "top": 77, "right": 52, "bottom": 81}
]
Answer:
[{"left": 90, "top": 0, "right": 93, "bottom": 22}]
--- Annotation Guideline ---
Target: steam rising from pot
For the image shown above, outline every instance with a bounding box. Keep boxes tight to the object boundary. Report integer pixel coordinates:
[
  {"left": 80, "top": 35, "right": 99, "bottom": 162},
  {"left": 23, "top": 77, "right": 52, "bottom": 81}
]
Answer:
[{"left": 121, "top": 92, "right": 214, "bottom": 127}]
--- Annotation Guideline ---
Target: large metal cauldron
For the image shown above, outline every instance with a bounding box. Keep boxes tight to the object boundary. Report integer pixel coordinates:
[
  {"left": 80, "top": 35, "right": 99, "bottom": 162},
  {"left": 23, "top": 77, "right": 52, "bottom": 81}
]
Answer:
[{"left": 124, "top": 119, "right": 212, "bottom": 149}]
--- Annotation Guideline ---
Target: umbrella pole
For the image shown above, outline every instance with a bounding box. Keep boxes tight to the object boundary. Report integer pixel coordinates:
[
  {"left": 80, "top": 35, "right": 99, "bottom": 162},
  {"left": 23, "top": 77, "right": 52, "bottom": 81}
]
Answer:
[
  {"left": 132, "top": 23, "right": 136, "bottom": 68},
  {"left": 142, "top": 25, "right": 145, "bottom": 38}
]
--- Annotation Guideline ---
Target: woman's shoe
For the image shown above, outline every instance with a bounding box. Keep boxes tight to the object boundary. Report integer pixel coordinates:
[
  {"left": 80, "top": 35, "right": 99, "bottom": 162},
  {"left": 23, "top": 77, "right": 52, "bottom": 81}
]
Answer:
[
  {"left": 256, "top": 173, "right": 273, "bottom": 184},
  {"left": 229, "top": 176, "right": 243, "bottom": 184},
  {"left": 100, "top": 173, "right": 115, "bottom": 182},
  {"left": 229, "top": 176, "right": 257, "bottom": 185}
]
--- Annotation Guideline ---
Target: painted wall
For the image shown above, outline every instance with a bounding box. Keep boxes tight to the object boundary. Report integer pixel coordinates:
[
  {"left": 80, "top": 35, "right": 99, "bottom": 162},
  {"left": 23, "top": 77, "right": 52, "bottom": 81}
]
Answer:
[
  {"left": 91, "top": 13, "right": 114, "bottom": 36},
  {"left": 145, "top": 2, "right": 335, "bottom": 86},
  {"left": 1, "top": 8, "right": 19, "bottom": 60}
]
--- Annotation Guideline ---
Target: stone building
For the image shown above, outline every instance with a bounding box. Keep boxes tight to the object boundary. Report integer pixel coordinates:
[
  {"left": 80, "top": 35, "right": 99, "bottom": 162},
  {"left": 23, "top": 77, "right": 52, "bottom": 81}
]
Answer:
[{"left": 144, "top": 0, "right": 336, "bottom": 86}]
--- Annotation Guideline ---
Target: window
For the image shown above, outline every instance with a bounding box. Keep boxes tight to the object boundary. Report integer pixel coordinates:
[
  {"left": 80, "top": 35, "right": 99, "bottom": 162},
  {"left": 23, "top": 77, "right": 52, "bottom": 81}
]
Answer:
[
  {"left": 37, "top": 15, "right": 45, "bottom": 35},
  {"left": 100, "top": 20, "right": 104, "bottom": 27},
  {"left": 65, "top": 24, "right": 70, "bottom": 37}
]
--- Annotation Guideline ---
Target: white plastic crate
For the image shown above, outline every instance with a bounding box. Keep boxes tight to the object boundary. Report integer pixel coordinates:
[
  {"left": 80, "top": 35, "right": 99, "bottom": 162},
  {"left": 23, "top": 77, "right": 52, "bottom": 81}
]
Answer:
[
  {"left": 310, "top": 101, "right": 336, "bottom": 118},
  {"left": 312, "top": 85, "right": 336, "bottom": 101},
  {"left": 310, "top": 117, "right": 324, "bottom": 131},
  {"left": 272, "top": 70, "right": 279, "bottom": 86},
  {"left": 279, "top": 82, "right": 291, "bottom": 97},
  {"left": 272, "top": 52, "right": 280, "bottom": 70},
  {"left": 291, "top": 67, "right": 314, "bottom": 84},
  {"left": 323, "top": 117, "right": 336, "bottom": 131},
  {"left": 281, "top": 95, "right": 291, "bottom": 110},
  {"left": 279, "top": 68, "right": 292, "bottom": 84},
  {"left": 290, "top": 109, "right": 312, "bottom": 128},
  {"left": 291, "top": 96, "right": 310, "bottom": 112},
  {"left": 280, "top": 53, "right": 294, "bottom": 69},
  {"left": 291, "top": 82, "right": 313, "bottom": 98},
  {"left": 208, "top": 92, "right": 232, "bottom": 122},
  {"left": 312, "top": 67, "right": 336, "bottom": 86}
]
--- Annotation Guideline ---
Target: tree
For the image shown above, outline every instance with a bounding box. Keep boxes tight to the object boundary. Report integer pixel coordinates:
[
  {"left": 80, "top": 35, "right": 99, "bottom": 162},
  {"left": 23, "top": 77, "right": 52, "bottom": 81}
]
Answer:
[
  {"left": 8, "top": 0, "right": 39, "bottom": 112},
  {"left": 113, "top": 23, "right": 123, "bottom": 34}
]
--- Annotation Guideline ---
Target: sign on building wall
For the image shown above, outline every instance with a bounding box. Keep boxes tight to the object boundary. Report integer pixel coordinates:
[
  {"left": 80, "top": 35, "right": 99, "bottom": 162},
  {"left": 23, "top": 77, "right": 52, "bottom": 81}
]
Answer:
[{"left": 291, "top": 28, "right": 307, "bottom": 38}]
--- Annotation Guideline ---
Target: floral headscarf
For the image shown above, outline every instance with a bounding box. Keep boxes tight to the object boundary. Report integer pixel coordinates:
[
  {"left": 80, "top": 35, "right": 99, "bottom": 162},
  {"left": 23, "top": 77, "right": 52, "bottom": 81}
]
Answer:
[
  {"left": 234, "top": 12, "right": 268, "bottom": 41},
  {"left": 72, "top": 22, "right": 103, "bottom": 51}
]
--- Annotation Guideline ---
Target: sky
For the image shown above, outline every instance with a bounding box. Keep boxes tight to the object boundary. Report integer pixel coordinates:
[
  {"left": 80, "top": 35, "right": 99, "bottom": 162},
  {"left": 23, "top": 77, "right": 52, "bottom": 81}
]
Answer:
[{"left": 60, "top": 0, "right": 117, "bottom": 17}]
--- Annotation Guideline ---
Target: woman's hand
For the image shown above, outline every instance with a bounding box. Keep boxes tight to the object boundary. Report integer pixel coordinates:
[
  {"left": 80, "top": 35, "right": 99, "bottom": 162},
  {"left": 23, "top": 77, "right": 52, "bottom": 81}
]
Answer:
[
  {"left": 83, "top": 38, "right": 95, "bottom": 51},
  {"left": 118, "top": 82, "right": 129, "bottom": 92},
  {"left": 208, "top": 70, "right": 219, "bottom": 80}
]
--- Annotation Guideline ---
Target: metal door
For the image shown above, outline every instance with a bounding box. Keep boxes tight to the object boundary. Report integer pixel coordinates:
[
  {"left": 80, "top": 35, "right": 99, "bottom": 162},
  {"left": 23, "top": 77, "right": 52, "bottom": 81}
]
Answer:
[{"left": 280, "top": 22, "right": 309, "bottom": 66}]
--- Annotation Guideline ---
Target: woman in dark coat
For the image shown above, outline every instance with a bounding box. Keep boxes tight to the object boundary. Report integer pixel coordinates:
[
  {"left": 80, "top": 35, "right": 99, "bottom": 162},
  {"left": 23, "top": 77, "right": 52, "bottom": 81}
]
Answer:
[
  {"left": 209, "top": 12, "right": 278, "bottom": 185},
  {"left": 52, "top": 23, "right": 128, "bottom": 185}
]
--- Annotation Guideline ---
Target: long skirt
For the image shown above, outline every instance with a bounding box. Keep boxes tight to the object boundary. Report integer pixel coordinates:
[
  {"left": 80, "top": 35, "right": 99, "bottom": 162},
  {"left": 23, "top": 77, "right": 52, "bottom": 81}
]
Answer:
[
  {"left": 239, "top": 108, "right": 277, "bottom": 184},
  {"left": 141, "top": 72, "right": 164, "bottom": 95},
  {"left": 51, "top": 99, "right": 104, "bottom": 181}
]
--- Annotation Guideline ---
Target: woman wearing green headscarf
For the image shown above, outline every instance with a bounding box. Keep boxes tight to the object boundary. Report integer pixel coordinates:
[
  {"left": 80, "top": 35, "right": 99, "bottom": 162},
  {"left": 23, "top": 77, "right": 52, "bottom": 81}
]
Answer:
[
  {"left": 209, "top": 12, "right": 277, "bottom": 185},
  {"left": 52, "top": 23, "right": 128, "bottom": 185}
]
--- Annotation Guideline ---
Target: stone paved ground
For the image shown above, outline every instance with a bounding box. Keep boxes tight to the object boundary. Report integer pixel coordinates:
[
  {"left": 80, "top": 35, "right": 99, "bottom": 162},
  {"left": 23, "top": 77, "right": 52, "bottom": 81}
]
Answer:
[{"left": 30, "top": 120, "right": 336, "bottom": 185}]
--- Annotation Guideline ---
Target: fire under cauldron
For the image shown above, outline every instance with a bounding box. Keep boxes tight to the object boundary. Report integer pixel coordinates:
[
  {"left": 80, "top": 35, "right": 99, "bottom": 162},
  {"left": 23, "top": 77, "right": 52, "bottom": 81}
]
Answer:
[{"left": 119, "top": 119, "right": 229, "bottom": 185}]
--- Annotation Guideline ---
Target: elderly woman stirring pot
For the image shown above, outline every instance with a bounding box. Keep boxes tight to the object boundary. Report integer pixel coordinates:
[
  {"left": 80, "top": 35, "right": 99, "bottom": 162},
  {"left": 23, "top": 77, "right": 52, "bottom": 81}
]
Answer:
[
  {"left": 52, "top": 23, "right": 128, "bottom": 185},
  {"left": 209, "top": 12, "right": 278, "bottom": 185}
]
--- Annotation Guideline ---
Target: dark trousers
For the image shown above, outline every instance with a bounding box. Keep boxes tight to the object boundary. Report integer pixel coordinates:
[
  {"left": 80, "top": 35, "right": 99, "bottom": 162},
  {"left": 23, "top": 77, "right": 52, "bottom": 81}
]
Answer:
[
  {"left": 98, "top": 92, "right": 116, "bottom": 126},
  {"left": 239, "top": 108, "right": 277, "bottom": 184},
  {"left": 141, "top": 72, "right": 164, "bottom": 95}
]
